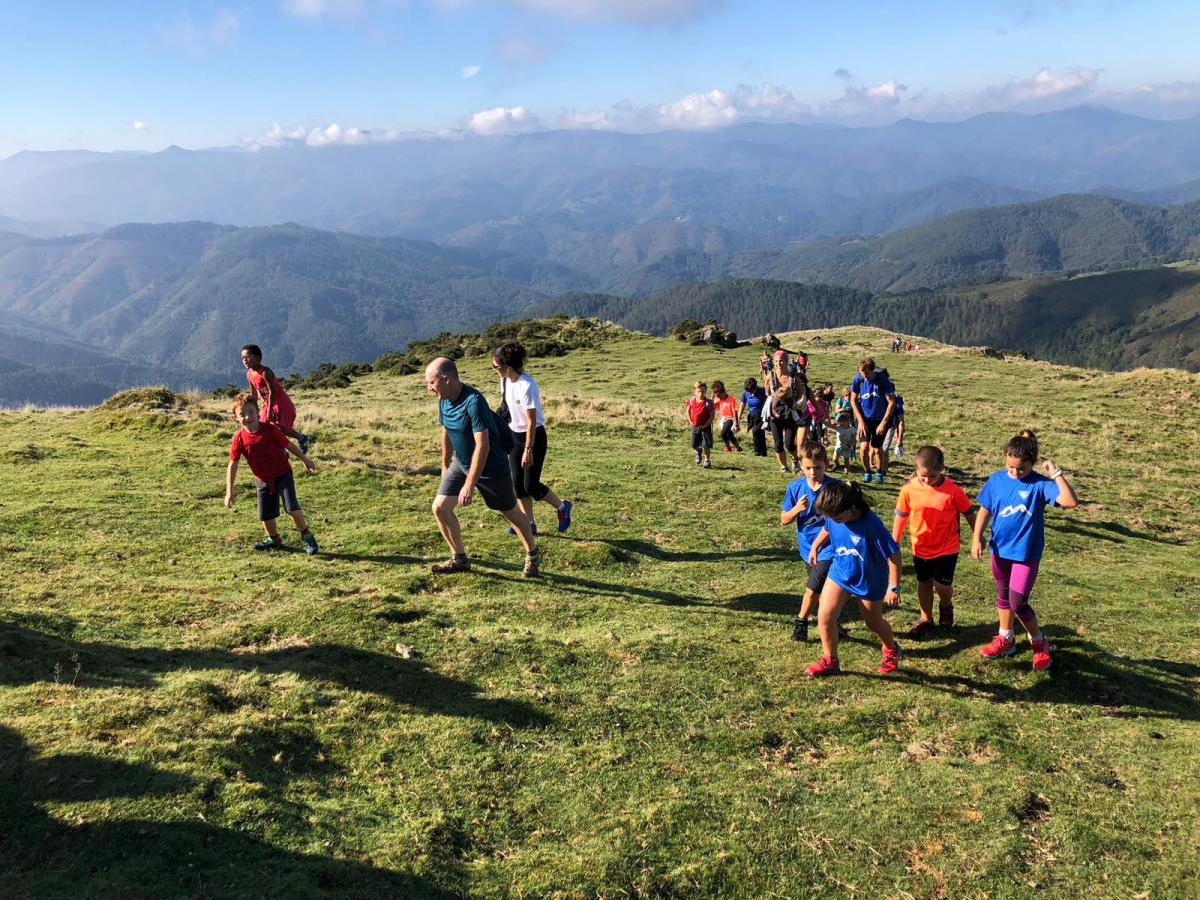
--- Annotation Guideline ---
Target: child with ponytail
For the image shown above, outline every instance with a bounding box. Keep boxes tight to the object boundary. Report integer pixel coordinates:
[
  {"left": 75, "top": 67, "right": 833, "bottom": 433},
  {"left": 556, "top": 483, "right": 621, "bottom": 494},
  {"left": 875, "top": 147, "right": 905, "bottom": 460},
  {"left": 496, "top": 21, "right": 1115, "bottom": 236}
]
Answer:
[
  {"left": 972, "top": 430, "right": 1078, "bottom": 671},
  {"left": 804, "top": 480, "right": 904, "bottom": 677}
]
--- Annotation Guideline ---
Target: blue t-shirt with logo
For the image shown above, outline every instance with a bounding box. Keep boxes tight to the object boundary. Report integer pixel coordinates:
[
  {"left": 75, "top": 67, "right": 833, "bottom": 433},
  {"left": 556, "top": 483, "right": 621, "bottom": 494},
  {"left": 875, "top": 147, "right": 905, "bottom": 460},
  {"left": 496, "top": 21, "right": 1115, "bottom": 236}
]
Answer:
[
  {"left": 976, "top": 470, "right": 1061, "bottom": 563},
  {"left": 851, "top": 371, "right": 895, "bottom": 421},
  {"left": 438, "top": 384, "right": 510, "bottom": 479},
  {"left": 826, "top": 510, "right": 900, "bottom": 602},
  {"left": 741, "top": 387, "right": 767, "bottom": 417},
  {"left": 781, "top": 475, "right": 842, "bottom": 563}
]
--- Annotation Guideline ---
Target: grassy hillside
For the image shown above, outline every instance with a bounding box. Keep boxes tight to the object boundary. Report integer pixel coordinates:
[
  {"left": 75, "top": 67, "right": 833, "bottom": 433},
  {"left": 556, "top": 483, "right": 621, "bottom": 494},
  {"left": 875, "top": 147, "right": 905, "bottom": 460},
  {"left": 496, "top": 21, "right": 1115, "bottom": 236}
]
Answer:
[{"left": 2, "top": 324, "right": 1198, "bottom": 897}]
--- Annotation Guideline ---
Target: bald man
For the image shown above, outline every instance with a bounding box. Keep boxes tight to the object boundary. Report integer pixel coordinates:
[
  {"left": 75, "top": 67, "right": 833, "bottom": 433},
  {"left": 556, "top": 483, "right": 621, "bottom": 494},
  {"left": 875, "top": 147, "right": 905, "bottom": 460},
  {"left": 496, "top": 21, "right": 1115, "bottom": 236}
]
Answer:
[{"left": 424, "top": 357, "right": 540, "bottom": 577}]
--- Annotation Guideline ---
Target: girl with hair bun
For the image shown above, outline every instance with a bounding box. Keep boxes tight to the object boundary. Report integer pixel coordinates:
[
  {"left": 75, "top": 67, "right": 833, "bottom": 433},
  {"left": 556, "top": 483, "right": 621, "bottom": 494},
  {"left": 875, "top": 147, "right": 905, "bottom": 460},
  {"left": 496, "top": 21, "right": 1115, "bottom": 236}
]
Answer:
[{"left": 972, "top": 430, "right": 1078, "bottom": 671}]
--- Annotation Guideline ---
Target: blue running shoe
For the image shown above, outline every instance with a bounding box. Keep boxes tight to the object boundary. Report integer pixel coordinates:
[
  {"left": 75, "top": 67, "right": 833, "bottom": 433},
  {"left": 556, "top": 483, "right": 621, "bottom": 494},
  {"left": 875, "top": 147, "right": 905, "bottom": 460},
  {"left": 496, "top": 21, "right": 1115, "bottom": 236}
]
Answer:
[
  {"left": 862, "top": 471, "right": 873, "bottom": 484},
  {"left": 875, "top": 471, "right": 886, "bottom": 484},
  {"left": 557, "top": 499, "right": 573, "bottom": 533}
]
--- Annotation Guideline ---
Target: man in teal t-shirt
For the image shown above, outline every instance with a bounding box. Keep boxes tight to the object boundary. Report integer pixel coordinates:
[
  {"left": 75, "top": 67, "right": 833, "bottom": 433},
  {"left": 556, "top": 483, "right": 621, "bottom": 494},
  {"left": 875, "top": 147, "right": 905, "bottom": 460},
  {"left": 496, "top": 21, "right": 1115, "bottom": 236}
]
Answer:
[{"left": 425, "top": 357, "right": 540, "bottom": 578}]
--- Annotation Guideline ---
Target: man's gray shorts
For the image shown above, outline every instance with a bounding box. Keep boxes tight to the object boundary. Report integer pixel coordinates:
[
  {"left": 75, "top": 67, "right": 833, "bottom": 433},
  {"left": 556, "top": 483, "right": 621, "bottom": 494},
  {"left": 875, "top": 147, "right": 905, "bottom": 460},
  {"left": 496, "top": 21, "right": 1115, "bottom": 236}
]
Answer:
[{"left": 437, "top": 459, "right": 517, "bottom": 512}]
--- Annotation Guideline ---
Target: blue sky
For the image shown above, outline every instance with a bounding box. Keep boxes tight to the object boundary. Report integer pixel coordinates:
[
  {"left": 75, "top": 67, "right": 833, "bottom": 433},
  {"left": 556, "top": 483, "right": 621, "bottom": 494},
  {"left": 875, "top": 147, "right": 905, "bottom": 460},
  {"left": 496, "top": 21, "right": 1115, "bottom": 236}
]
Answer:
[{"left": 3, "top": 0, "right": 1200, "bottom": 156}]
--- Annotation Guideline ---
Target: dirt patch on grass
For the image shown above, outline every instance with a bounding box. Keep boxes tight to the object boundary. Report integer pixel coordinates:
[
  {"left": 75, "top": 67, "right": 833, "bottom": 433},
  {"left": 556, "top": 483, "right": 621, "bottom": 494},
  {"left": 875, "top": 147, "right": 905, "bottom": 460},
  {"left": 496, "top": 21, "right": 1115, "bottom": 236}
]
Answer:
[{"left": 231, "top": 635, "right": 311, "bottom": 655}]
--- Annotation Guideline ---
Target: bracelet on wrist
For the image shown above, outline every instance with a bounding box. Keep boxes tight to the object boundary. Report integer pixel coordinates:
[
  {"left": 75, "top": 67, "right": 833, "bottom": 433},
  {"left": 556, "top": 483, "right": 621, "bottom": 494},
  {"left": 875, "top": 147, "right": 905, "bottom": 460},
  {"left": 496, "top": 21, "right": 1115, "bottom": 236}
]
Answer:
[
  {"left": 1049, "top": 468, "right": 1064, "bottom": 479},
  {"left": 888, "top": 585, "right": 901, "bottom": 592}
]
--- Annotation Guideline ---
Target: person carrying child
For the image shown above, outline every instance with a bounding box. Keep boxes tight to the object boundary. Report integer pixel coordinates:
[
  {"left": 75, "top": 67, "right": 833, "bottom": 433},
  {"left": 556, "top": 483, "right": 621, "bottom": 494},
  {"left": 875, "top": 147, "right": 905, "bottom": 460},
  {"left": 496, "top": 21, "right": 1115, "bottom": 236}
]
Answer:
[
  {"left": 971, "top": 430, "right": 1077, "bottom": 671},
  {"left": 892, "top": 446, "right": 976, "bottom": 639},
  {"left": 739, "top": 378, "right": 768, "bottom": 457},
  {"left": 686, "top": 381, "right": 715, "bottom": 469},
  {"left": 241, "top": 344, "right": 310, "bottom": 454},
  {"left": 224, "top": 392, "right": 319, "bottom": 554},
  {"left": 781, "top": 442, "right": 841, "bottom": 643},
  {"left": 804, "top": 480, "right": 904, "bottom": 677},
  {"left": 712, "top": 381, "right": 742, "bottom": 454}
]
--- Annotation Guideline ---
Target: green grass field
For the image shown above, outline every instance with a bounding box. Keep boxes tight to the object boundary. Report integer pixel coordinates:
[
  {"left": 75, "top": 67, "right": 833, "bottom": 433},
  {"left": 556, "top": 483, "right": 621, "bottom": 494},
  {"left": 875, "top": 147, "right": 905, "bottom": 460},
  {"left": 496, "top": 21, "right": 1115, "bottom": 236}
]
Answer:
[{"left": 2, "top": 325, "right": 1198, "bottom": 898}]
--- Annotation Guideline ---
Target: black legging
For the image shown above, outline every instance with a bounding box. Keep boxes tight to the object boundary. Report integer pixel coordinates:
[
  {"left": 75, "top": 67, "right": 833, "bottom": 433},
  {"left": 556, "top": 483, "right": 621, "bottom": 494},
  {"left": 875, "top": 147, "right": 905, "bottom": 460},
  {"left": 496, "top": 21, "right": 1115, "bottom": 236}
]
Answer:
[
  {"left": 508, "top": 425, "right": 550, "bottom": 500},
  {"left": 747, "top": 412, "right": 768, "bottom": 455},
  {"left": 770, "top": 418, "right": 798, "bottom": 456},
  {"left": 719, "top": 419, "right": 741, "bottom": 450}
]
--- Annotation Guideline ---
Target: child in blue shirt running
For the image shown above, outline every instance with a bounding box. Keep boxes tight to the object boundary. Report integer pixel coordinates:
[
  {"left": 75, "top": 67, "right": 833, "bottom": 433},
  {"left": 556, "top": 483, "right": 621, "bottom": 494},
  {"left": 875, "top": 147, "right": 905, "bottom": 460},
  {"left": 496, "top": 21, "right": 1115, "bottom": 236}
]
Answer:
[
  {"left": 805, "top": 480, "right": 903, "bottom": 677},
  {"left": 972, "top": 430, "right": 1078, "bottom": 672},
  {"left": 781, "top": 442, "right": 841, "bottom": 643}
]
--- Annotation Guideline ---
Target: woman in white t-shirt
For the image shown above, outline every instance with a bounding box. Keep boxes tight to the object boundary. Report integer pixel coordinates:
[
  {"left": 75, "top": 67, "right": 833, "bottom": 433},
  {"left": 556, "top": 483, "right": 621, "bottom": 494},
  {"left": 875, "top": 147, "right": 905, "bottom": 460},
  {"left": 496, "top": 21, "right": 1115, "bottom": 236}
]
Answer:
[{"left": 492, "top": 342, "right": 573, "bottom": 534}]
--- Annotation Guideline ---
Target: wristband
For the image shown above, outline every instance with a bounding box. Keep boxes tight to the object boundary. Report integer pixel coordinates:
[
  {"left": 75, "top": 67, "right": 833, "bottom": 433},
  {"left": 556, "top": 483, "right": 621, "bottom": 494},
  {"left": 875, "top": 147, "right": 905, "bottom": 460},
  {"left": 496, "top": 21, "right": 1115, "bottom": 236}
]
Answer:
[
  {"left": 888, "top": 585, "right": 901, "bottom": 593},
  {"left": 1048, "top": 468, "right": 1063, "bottom": 479}
]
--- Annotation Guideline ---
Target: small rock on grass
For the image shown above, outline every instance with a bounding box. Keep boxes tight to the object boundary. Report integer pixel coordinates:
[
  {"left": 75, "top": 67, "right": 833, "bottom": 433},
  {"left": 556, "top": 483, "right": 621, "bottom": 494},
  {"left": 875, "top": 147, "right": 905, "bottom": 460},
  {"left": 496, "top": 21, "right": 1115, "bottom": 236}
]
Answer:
[{"left": 395, "top": 643, "right": 420, "bottom": 660}]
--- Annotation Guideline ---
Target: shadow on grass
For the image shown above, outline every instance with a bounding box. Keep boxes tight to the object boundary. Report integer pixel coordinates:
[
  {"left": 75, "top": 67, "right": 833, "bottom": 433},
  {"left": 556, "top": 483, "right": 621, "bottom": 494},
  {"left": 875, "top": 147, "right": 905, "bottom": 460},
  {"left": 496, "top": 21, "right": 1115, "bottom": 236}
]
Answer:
[
  {"left": 0, "top": 623, "right": 549, "bottom": 728},
  {"left": 1047, "top": 517, "right": 1184, "bottom": 546},
  {"left": 0, "top": 724, "right": 451, "bottom": 899},
  {"left": 896, "top": 624, "right": 1200, "bottom": 721},
  {"left": 591, "top": 538, "right": 795, "bottom": 564}
]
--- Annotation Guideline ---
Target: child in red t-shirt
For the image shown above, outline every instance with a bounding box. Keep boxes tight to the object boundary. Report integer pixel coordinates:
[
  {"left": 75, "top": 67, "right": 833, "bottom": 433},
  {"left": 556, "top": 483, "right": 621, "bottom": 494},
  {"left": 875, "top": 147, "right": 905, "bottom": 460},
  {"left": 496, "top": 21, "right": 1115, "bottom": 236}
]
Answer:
[
  {"left": 685, "top": 381, "right": 715, "bottom": 469},
  {"left": 240, "top": 344, "right": 310, "bottom": 453},
  {"left": 225, "top": 392, "right": 319, "bottom": 554},
  {"left": 891, "top": 445, "right": 977, "bottom": 637}
]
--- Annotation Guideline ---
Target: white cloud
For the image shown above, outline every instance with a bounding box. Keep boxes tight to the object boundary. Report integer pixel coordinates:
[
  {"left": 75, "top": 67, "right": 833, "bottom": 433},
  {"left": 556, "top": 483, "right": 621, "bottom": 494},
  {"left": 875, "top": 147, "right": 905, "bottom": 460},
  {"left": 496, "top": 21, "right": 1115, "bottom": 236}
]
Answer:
[
  {"left": 461, "top": 65, "right": 481, "bottom": 80},
  {"left": 132, "top": 120, "right": 149, "bottom": 131},
  {"left": 243, "top": 121, "right": 403, "bottom": 149},
  {"left": 280, "top": 0, "right": 364, "bottom": 17},
  {"left": 1009, "top": 66, "right": 1102, "bottom": 102},
  {"left": 650, "top": 83, "right": 808, "bottom": 129},
  {"left": 557, "top": 110, "right": 618, "bottom": 131},
  {"left": 211, "top": 10, "right": 241, "bottom": 43},
  {"left": 467, "top": 106, "right": 540, "bottom": 135}
]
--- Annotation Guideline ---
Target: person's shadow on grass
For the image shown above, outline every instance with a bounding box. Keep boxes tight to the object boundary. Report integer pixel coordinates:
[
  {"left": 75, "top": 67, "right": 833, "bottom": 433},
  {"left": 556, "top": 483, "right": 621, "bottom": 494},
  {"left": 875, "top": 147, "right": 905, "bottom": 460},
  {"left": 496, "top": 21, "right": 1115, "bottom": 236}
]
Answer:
[
  {"left": 896, "top": 623, "right": 1200, "bottom": 721},
  {"left": 0, "top": 622, "right": 549, "bottom": 729},
  {"left": 0, "top": 724, "right": 452, "bottom": 899}
]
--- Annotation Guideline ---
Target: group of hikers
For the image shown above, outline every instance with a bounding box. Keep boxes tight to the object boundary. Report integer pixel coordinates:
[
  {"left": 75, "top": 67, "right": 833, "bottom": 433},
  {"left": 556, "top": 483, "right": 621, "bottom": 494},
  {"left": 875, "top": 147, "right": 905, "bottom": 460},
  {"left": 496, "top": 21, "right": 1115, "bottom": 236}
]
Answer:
[
  {"left": 223, "top": 335, "right": 1079, "bottom": 678},
  {"left": 686, "top": 343, "right": 905, "bottom": 483}
]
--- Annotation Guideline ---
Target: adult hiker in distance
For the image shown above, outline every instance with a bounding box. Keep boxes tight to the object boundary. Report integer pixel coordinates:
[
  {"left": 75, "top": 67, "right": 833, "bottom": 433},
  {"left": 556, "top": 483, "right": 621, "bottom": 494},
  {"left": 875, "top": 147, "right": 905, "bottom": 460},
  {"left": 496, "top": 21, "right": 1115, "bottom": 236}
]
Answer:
[{"left": 425, "top": 357, "right": 541, "bottom": 578}]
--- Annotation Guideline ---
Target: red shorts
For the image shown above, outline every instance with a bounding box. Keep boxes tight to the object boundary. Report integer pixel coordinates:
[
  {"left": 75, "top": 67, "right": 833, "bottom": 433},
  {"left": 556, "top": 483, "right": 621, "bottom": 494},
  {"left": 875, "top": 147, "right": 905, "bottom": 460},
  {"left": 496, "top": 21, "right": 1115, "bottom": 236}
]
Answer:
[{"left": 260, "top": 399, "right": 296, "bottom": 431}]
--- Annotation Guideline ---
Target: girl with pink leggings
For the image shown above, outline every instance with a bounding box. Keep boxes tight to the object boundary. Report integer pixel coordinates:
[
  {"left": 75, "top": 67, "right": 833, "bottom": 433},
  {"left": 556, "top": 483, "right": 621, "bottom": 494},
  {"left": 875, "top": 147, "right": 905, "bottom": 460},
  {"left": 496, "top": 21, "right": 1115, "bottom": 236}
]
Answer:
[{"left": 971, "top": 430, "right": 1078, "bottom": 672}]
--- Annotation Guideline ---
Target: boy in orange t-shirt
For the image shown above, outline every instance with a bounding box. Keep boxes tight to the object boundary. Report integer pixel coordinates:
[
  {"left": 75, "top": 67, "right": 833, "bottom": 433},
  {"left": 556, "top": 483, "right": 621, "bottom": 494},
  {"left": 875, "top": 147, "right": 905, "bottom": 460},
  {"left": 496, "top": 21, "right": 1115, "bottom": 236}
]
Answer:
[{"left": 892, "top": 445, "right": 977, "bottom": 639}]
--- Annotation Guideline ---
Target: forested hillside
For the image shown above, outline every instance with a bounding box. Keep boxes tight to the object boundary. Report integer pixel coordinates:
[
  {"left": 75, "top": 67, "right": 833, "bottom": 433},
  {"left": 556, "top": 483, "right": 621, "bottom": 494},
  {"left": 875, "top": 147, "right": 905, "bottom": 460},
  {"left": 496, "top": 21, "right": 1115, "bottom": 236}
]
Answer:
[{"left": 537, "top": 266, "right": 1200, "bottom": 371}]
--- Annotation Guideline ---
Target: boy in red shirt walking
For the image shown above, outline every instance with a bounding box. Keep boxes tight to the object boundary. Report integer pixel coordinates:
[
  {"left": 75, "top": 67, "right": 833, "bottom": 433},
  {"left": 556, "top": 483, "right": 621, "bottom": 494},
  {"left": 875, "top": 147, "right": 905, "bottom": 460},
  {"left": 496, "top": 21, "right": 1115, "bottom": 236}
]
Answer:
[
  {"left": 225, "top": 392, "right": 319, "bottom": 554},
  {"left": 241, "top": 344, "right": 310, "bottom": 454},
  {"left": 685, "top": 381, "right": 715, "bottom": 469},
  {"left": 891, "top": 445, "right": 976, "bottom": 637}
]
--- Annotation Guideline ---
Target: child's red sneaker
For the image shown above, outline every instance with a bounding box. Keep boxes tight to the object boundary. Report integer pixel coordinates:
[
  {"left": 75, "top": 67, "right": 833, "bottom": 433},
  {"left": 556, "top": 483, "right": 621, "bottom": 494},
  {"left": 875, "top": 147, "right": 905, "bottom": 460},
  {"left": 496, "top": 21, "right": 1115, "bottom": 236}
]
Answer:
[
  {"left": 979, "top": 634, "right": 1017, "bottom": 659},
  {"left": 1031, "top": 638, "right": 1052, "bottom": 672},
  {"left": 879, "top": 646, "right": 903, "bottom": 675},
  {"left": 805, "top": 655, "right": 840, "bottom": 677}
]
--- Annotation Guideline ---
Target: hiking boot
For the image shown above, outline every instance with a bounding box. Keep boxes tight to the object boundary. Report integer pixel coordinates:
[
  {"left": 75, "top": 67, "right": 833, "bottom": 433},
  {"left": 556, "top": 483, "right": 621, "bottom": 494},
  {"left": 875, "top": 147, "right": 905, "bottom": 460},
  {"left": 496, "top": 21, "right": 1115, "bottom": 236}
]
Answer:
[
  {"left": 301, "top": 533, "right": 318, "bottom": 556},
  {"left": 431, "top": 555, "right": 470, "bottom": 574},
  {"left": 522, "top": 549, "right": 541, "bottom": 579},
  {"left": 791, "top": 617, "right": 809, "bottom": 642},
  {"left": 806, "top": 655, "right": 840, "bottom": 677},
  {"left": 792, "top": 460, "right": 802, "bottom": 472},
  {"left": 879, "top": 645, "right": 903, "bottom": 675},
  {"left": 979, "top": 633, "right": 1017, "bottom": 659},
  {"left": 556, "top": 500, "right": 573, "bottom": 533},
  {"left": 938, "top": 604, "right": 954, "bottom": 627},
  {"left": 1031, "top": 638, "right": 1052, "bottom": 672},
  {"left": 907, "top": 618, "right": 935, "bottom": 640},
  {"left": 694, "top": 451, "right": 703, "bottom": 464},
  {"left": 254, "top": 536, "right": 284, "bottom": 551},
  {"left": 780, "top": 465, "right": 790, "bottom": 474},
  {"left": 702, "top": 458, "right": 712, "bottom": 469}
]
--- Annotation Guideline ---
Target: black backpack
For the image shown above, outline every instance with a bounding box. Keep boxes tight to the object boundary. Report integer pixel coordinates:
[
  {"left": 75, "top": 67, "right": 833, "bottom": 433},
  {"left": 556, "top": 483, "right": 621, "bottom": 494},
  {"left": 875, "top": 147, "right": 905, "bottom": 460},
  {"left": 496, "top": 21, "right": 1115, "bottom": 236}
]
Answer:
[{"left": 491, "top": 379, "right": 516, "bottom": 453}]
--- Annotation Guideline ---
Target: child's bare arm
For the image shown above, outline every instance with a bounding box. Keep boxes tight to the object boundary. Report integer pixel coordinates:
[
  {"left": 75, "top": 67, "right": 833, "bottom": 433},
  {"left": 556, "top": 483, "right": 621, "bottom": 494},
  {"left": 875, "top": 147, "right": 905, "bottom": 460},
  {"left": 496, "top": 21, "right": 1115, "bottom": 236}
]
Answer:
[
  {"left": 224, "top": 460, "right": 238, "bottom": 507},
  {"left": 884, "top": 551, "right": 902, "bottom": 606},
  {"left": 780, "top": 494, "right": 808, "bottom": 526},
  {"left": 807, "top": 528, "right": 829, "bottom": 566},
  {"left": 286, "top": 441, "right": 316, "bottom": 474},
  {"left": 891, "top": 510, "right": 908, "bottom": 544},
  {"left": 1043, "top": 459, "right": 1078, "bottom": 509},
  {"left": 971, "top": 507, "right": 991, "bottom": 559},
  {"left": 963, "top": 507, "right": 978, "bottom": 531},
  {"left": 263, "top": 366, "right": 276, "bottom": 413}
]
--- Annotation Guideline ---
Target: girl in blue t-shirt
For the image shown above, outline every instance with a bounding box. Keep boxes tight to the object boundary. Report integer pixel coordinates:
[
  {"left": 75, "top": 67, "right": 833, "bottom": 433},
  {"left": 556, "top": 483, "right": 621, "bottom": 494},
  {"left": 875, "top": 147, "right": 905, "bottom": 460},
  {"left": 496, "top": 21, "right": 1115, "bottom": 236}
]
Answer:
[
  {"left": 805, "top": 480, "right": 903, "bottom": 677},
  {"left": 971, "top": 430, "right": 1078, "bottom": 672}
]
